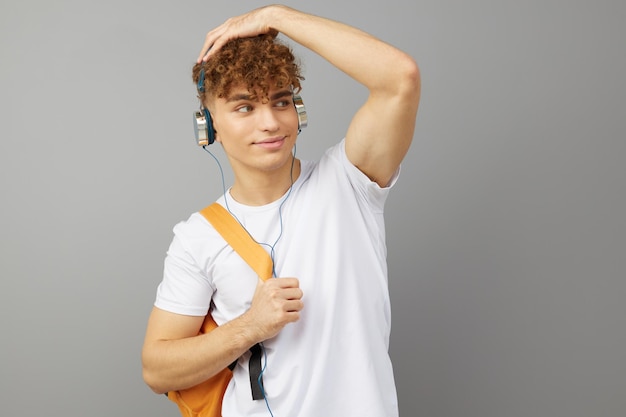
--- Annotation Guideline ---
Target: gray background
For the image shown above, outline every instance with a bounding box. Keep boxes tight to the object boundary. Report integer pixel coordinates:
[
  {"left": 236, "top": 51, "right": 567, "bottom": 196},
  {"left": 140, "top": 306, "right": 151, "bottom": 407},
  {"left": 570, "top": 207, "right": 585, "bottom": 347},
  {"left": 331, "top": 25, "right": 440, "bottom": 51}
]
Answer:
[{"left": 1, "top": 0, "right": 624, "bottom": 416}]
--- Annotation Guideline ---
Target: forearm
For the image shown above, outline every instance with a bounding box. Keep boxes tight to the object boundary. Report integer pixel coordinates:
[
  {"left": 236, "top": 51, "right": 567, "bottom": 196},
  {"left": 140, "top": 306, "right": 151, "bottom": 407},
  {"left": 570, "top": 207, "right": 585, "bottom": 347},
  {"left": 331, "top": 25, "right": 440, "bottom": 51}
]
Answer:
[
  {"left": 143, "top": 277, "right": 303, "bottom": 394},
  {"left": 268, "top": 5, "right": 418, "bottom": 95},
  {"left": 142, "top": 313, "right": 259, "bottom": 394}
]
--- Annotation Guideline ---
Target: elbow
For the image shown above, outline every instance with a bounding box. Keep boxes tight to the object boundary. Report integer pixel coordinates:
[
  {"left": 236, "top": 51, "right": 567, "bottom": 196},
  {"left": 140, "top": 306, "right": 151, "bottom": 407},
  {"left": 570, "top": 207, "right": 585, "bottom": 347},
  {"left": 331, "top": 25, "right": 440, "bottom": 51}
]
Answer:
[
  {"left": 398, "top": 55, "right": 421, "bottom": 102},
  {"left": 142, "top": 350, "right": 170, "bottom": 395},
  {"left": 376, "top": 52, "right": 420, "bottom": 106},
  {"left": 143, "top": 366, "right": 169, "bottom": 395}
]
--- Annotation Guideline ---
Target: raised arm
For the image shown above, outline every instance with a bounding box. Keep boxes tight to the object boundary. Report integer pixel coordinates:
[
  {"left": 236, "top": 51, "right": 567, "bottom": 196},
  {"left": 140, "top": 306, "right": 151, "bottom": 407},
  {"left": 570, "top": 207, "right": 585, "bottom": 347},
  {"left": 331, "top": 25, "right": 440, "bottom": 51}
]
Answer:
[{"left": 199, "top": 5, "right": 421, "bottom": 187}]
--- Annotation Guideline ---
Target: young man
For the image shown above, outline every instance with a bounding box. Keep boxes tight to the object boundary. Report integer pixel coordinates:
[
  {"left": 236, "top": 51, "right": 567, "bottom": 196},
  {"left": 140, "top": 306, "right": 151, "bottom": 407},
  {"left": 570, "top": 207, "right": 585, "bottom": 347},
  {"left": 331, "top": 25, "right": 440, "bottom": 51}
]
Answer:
[{"left": 142, "top": 5, "right": 420, "bottom": 416}]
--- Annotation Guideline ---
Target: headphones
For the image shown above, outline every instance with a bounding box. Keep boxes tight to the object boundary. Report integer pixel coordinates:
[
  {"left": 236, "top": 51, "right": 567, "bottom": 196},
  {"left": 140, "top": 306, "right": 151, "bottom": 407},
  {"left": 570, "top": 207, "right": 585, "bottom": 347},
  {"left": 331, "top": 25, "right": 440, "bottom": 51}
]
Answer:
[{"left": 193, "top": 69, "right": 308, "bottom": 147}]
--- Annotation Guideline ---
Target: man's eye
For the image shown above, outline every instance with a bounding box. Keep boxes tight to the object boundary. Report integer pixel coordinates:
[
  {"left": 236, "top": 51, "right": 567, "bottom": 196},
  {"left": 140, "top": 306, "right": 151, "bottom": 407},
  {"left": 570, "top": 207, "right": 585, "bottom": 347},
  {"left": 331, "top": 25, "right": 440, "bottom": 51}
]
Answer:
[
  {"left": 275, "top": 100, "right": 290, "bottom": 108},
  {"left": 237, "top": 105, "right": 253, "bottom": 113}
]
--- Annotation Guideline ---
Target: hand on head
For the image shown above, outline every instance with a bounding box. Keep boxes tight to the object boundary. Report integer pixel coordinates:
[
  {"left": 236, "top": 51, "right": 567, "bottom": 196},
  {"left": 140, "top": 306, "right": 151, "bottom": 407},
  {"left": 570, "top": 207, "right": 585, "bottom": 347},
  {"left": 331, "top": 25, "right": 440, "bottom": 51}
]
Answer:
[{"left": 197, "top": 6, "right": 280, "bottom": 63}]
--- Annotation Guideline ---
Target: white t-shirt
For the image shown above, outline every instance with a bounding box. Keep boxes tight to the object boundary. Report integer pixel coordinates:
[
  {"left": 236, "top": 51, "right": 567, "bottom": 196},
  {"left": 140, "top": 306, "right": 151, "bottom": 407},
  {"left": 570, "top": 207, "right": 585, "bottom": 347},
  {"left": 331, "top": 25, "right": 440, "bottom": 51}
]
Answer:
[{"left": 155, "top": 140, "right": 399, "bottom": 416}]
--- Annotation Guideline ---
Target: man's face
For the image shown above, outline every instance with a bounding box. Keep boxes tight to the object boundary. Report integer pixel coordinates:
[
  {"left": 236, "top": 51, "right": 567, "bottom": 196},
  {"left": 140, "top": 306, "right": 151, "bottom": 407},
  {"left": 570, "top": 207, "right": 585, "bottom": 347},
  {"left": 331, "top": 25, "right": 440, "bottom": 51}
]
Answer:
[{"left": 207, "top": 83, "right": 300, "bottom": 174}]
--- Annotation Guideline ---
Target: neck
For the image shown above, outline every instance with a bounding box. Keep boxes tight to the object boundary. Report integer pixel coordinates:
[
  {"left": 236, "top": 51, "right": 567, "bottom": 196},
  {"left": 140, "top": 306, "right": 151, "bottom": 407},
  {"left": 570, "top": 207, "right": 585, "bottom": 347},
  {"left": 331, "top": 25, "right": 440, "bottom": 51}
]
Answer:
[{"left": 229, "top": 158, "right": 301, "bottom": 206}]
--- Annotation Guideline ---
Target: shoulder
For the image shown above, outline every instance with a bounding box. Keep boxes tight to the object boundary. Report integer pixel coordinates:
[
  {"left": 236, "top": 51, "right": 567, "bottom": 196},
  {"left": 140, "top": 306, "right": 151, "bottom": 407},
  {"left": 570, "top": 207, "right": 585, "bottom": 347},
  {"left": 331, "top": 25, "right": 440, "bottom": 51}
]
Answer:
[
  {"left": 172, "top": 210, "right": 216, "bottom": 246},
  {"left": 156, "top": 207, "right": 229, "bottom": 317},
  {"left": 167, "top": 207, "right": 230, "bottom": 268}
]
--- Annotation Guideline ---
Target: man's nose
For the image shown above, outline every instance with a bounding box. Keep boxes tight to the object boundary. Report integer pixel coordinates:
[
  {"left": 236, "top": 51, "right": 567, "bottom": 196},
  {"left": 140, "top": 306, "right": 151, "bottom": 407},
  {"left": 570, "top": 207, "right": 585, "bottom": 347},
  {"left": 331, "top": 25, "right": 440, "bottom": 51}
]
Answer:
[{"left": 258, "top": 107, "right": 280, "bottom": 132}]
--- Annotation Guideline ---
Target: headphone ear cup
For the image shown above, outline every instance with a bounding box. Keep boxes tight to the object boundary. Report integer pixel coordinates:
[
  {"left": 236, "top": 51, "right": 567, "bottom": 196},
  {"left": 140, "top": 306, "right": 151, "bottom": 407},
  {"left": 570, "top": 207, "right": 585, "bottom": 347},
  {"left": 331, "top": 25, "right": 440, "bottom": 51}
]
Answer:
[
  {"left": 193, "top": 108, "right": 216, "bottom": 146},
  {"left": 203, "top": 108, "right": 216, "bottom": 145},
  {"left": 293, "top": 95, "right": 307, "bottom": 131}
]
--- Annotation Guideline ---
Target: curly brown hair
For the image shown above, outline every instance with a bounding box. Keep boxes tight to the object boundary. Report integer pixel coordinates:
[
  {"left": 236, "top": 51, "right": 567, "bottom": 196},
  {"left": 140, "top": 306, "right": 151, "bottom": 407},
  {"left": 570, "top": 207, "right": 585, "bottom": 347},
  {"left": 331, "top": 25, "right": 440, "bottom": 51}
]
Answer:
[{"left": 192, "top": 33, "right": 304, "bottom": 105}]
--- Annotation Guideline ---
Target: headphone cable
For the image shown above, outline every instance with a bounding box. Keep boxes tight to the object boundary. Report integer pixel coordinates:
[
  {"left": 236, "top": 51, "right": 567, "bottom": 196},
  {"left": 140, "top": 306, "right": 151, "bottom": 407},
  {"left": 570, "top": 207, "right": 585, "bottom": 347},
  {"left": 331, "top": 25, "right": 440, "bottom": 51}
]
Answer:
[{"left": 202, "top": 144, "right": 298, "bottom": 417}]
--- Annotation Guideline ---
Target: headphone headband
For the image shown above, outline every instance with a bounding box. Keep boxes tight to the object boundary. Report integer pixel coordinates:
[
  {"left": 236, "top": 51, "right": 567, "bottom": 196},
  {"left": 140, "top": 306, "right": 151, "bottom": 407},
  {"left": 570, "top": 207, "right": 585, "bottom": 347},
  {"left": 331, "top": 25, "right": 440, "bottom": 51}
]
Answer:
[{"left": 197, "top": 68, "right": 206, "bottom": 93}]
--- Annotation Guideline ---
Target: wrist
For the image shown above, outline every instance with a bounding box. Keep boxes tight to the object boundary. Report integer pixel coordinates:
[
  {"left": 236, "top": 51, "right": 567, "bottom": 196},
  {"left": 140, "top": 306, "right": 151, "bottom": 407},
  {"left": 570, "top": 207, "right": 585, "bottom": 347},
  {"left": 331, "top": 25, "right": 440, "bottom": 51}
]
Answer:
[
  {"left": 229, "top": 310, "right": 265, "bottom": 347},
  {"left": 265, "top": 4, "right": 295, "bottom": 33}
]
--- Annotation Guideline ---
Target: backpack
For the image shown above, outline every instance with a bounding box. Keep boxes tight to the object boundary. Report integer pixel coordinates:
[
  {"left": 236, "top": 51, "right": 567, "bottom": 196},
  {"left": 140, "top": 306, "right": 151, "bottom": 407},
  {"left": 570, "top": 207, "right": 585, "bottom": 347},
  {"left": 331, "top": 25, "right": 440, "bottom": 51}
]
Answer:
[{"left": 166, "top": 202, "right": 273, "bottom": 417}]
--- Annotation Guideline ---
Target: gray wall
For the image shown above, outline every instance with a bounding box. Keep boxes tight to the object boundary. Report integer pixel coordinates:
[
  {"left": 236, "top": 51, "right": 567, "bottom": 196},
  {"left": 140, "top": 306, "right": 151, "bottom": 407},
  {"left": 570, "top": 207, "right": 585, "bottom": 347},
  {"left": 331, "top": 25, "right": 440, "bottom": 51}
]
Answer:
[{"left": 1, "top": 1, "right": 624, "bottom": 416}]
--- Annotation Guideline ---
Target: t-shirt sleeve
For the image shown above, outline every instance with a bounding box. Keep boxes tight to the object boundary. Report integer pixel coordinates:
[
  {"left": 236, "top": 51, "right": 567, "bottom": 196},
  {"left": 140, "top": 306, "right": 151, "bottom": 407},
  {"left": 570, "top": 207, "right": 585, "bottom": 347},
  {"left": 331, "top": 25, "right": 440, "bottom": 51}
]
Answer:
[
  {"left": 154, "top": 221, "right": 215, "bottom": 317},
  {"left": 330, "top": 139, "right": 400, "bottom": 212}
]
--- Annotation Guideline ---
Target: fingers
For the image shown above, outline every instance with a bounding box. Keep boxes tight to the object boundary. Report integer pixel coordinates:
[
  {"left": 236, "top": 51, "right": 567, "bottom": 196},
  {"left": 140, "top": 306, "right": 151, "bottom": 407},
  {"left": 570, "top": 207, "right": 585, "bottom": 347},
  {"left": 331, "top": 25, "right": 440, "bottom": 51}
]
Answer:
[
  {"left": 197, "top": 29, "right": 220, "bottom": 63},
  {"left": 283, "top": 299, "right": 304, "bottom": 314},
  {"left": 247, "top": 277, "right": 304, "bottom": 339},
  {"left": 261, "top": 278, "right": 303, "bottom": 308},
  {"left": 197, "top": 24, "right": 230, "bottom": 62},
  {"left": 269, "top": 277, "right": 300, "bottom": 290},
  {"left": 196, "top": 7, "right": 275, "bottom": 63}
]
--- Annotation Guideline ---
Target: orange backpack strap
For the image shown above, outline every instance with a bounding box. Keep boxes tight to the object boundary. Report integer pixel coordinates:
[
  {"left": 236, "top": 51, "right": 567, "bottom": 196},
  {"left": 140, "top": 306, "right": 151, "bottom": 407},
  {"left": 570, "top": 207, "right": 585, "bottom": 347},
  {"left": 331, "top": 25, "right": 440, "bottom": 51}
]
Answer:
[
  {"left": 200, "top": 202, "right": 273, "bottom": 281},
  {"left": 166, "top": 203, "right": 275, "bottom": 416},
  {"left": 200, "top": 202, "right": 272, "bottom": 401}
]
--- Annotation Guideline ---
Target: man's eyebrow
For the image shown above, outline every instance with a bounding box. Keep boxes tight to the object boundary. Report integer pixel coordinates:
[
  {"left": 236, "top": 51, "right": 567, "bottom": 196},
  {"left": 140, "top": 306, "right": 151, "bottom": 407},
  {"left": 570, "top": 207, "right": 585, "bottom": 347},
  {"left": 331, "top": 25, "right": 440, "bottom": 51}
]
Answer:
[
  {"left": 226, "top": 90, "right": 293, "bottom": 103},
  {"left": 270, "top": 90, "right": 293, "bottom": 100},
  {"left": 226, "top": 93, "right": 252, "bottom": 103}
]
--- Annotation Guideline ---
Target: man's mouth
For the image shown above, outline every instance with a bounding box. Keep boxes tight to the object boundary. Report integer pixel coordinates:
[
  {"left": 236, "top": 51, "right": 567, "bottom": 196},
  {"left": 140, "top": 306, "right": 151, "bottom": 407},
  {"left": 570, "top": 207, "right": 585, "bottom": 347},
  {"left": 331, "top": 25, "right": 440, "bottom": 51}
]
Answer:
[{"left": 255, "top": 136, "right": 286, "bottom": 149}]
